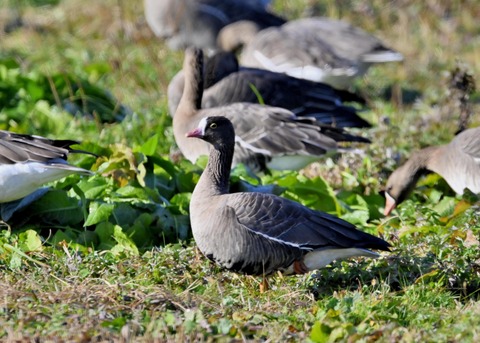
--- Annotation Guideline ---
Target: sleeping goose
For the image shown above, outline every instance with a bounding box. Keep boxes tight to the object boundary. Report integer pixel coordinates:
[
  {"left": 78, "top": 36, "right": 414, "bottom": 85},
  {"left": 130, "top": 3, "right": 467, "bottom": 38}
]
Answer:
[
  {"left": 168, "top": 51, "right": 370, "bottom": 128},
  {"left": 384, "top": 127, "right": 480, "bottom": 216},
  {"left": 187, "top": 116, "right": 391, "bottom": 276},
  {"left": 0, "top": 131, "right": 94, "bottom": 203},
  {"left": 218, "top": 18, "right": 403, "bottom": 89},
  {"left": 173, "top": 47, "right": 369, "bottom": 172},
  {"left": 144, "top": 0, "right": 285, "bottom": 50}
]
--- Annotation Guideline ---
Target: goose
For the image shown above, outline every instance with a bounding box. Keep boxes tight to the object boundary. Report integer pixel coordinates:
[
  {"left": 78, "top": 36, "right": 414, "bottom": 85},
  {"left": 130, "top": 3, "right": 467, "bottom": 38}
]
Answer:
[
  {"left": 168, "top": 51, "right": 370, "bottom": 128},
  {"left": 384, "top": 127, "right": 480, "bottom": 216},
  {"left": 144, "top": 0, "right": 285, "bottom": 50},
  {"left": 0, "top": 131, "right": 94, "bottom": 203},
  {"left": 187, "top": 116, "right": 391, "bottom": 276},
  {"left": 218, "top": 18, "right": 403, "bottom": 89},
  {"left": 173, "top": 47, "right": 369, "bottom": 172}
]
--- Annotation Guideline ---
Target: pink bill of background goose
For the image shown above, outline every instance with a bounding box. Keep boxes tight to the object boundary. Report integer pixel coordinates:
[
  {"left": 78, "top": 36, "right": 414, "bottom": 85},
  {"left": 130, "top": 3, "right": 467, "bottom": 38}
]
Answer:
[
  {"left": 218, "top": 18, "right": 403, "bottom": 89},
  {"left": 0, "top": 131, "right": 94, "bottom": 203},
  {"left": 173, "top": 47, "right": 370, "bottom": 173},
  {"left": 144, "top": 0, "right": 285, "bottom": 50},
  {"left": 384, "top": 127, "right": 480, "bottom": 215},
  {"left": 168, "top": 51, "right": 370, "bottom": 128},
  {"left": 187, "top": 116, "right": 391, "bottom": 276}
]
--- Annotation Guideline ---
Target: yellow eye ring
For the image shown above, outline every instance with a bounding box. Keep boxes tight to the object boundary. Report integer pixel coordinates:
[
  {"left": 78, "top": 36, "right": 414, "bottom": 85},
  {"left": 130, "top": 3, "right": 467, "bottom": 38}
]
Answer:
[{"left": 210, "top": 123, "right": 217, "bottom": 129}]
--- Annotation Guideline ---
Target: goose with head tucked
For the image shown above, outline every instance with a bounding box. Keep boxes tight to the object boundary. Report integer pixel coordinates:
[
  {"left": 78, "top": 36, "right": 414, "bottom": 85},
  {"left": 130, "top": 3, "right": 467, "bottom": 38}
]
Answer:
[
  {"left": 187, "top": 116, "right": 391, "bottom": 276},
  {"left": 0, "top": 131, "right": 94, "bottom": 203},
  {"left": 384, "top": 127, "right": 480, "bottom": 216},
  {"left": 218, "top": 18, "right": 403, "bottom": 89},
  {"left": 173, "top": 47, "right": 369, "bottom": 173},
  {"left": 144, "top": 0, "right": 284, "bottom": 50},
  {"left": 168, "top": 51, "right": 370, "bottom": 128}
]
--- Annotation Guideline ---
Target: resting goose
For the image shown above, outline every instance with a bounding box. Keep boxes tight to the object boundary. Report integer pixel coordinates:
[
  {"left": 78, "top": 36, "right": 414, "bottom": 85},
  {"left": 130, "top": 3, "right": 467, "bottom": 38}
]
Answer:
[
  {"left": 144, "top": 0, "right": 285, "bottom": 50},
  {"left": 218, "top": 18, "right": 403, "bottom": 89},
  {"left": 187, "top": 116, "right": 391, "bottom": 275},
  {"left": 168, "top": 51, "right": 370, "bottom": 128},
  {"left": 173, "top": 47, "right": 369, "bottom": 172},
  {"left": 0, "top": 131, "right": 94, "bottom": 203},
  {"left": 384, "top": 127, "right": 480, "bottom": 215}
]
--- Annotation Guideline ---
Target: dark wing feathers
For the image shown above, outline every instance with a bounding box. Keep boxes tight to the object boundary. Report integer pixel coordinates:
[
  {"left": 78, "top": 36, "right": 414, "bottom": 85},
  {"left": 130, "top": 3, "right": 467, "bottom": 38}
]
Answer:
[
  {"left": 224, "top": 103, "right": 337, "bottom": 156},
  {"left": 203, "top": 68, "right": 369, "bottom": 128},
  {"left": 198, "top": 102, "right": 367, "bottom": 170},
  {"left": 0, "top": 130, "right": 81, "bottom": 165},
  {"left": 227, "top": 191, "right": 390, "bottom": 251},
  {"left": 199, "top": 0, "right": 286, "bottom": 28}
]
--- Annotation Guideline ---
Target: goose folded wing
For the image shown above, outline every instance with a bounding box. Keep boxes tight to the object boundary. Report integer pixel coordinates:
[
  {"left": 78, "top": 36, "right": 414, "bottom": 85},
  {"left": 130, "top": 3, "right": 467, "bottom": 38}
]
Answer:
[
  {"left": 456, "top": 129, "right": 480, "bottom": 160},
  {"left": 224, "top": 103, "right": 338, "bottom": 157},
  {"left": 226, "top": 192, "right": 390, "bottom": 251},
  {"left": 0, "top": 131, "right": 73, "bottom": 164}
]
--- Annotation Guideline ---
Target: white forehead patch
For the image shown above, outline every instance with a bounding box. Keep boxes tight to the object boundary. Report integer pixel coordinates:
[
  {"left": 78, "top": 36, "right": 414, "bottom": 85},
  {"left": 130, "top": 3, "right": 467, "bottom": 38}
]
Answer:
[{"left": 197, "top": 117, "right": 208, "bottom": 136}]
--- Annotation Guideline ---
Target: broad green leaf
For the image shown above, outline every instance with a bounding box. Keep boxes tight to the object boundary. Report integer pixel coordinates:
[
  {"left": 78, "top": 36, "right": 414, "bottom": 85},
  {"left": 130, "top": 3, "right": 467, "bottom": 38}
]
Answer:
[
  {"left": 125, "top": 213, "right": 156, "bottom": 248},
  {"left": 18, "top": 230, "right": 43, "bottom": 252},
  {"left": 95, "top": 221, "right": 116, "bottom": 245},
  {"left": 112, "top": 203, "right": 143, "bottom": 227},
  {"left": 27, "top": 190, "right": 84, "bottom": 226},
  {"left": 110, "top": 225, "right": 139, "bottom": 256},
  {"left": 338, "top": 192, "right": 370, "bottom": 225},
  {"left": 76, "top": 177, "right": 110, "bottom": 199},
  {"left": 115, "top": 185, "right": 151, "bottom": 200},
  {"left": 310, "top": 321, "right": 331, "bottom": 343},
  {"left": 432, "top": 196, "right": 456, "bottom": 218},
  {"left": 76, "top": 230, "right": 99, "bottom": 247},
  {"left": 169, "top": 193, "right": 192, "bottom": 215},
  {"left": 135, "top": 134, "right": 159, "bottom": 156},
  {"left": 49, "top": 229, "right": 77, "bottom": 245},
  {"left": 85, "top": 202, "right": 115, "bottom": 226}
]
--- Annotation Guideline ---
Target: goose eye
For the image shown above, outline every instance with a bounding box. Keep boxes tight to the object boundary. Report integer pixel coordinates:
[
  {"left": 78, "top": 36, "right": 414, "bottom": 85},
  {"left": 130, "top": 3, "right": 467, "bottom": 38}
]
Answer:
[{"left": 210, "top": 123, "right": 217, "bottom": 129}]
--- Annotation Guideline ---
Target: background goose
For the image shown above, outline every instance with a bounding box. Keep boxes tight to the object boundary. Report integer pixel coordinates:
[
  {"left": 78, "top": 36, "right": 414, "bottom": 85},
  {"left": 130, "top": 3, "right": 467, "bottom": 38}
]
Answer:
[
  {"left": 0, "top": 131, "right": 94, "bottom": 203},
  {"left": 144, "top": 0, "right": 285, "bottom": 50},
  {"left": 384, "top": 127, "right": 480, "bottom": 216},
  {"left": 187, "top": 116, "right": 390, "bottom": 276},
  {"left": 173, "top": 47, "right": 369, "bottom": 172},
  {"left": 218, "top": 18, "right": 403, "bottom": 89},
  {"left": 168, "top": 51, "right": 370, "bottom": 128}
]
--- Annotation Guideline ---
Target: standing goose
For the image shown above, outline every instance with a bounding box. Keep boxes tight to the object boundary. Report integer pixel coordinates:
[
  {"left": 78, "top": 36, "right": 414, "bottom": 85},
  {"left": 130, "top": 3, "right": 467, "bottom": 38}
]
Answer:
[
  {"left": 144, "top": 0, "right": 285, "bottom": 50},
  {"left": 0, "top": 131, "right": 94, "bottom": 203},
  {"left": 173, "top": 47, "right": 369, "bottom": 172},
  {"left": 187, "top": 116, "right": 390, "bottom": 275},
  {"left": 168, "top": 51, "right": 370, "bottom": 128},
  {"left": 218, "top": 18, "right": 403, "bottom": 89},
  {"left": 384, "top": 127, "right": 480, "bottom": 216}
]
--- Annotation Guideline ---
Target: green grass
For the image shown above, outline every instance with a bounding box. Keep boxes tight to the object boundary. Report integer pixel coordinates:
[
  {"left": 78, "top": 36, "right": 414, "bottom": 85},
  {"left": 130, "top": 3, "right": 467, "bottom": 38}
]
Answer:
[{"left": 0, "top": 0, "right": 479, "bottom": 341}]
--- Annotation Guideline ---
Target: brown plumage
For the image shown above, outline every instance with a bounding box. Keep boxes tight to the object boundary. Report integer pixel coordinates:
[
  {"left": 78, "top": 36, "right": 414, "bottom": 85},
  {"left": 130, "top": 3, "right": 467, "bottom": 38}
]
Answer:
[
  {"left": 144, "top": 0, "right": 284, "bottom": 50},
  {"left": 187, "top": 116, "right": 390, "bottom": 276},
  {"left": 168, "top": 51, "right": 369, "bottom": 128},
  {"left": 218, "top": 18, "right": 403, "bottom": 89},
  {"left": 384, "top": 127, "right": 480, "bottom": 215},
  {"left": 173, "top": 47, "right": 369, "bottom": 173}
]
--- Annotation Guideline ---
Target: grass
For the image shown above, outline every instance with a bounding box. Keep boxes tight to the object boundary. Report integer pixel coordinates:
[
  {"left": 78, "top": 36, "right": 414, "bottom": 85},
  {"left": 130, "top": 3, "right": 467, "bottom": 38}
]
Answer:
[{"left": 0, "top": 0, "right": 479, "bottom": 341}]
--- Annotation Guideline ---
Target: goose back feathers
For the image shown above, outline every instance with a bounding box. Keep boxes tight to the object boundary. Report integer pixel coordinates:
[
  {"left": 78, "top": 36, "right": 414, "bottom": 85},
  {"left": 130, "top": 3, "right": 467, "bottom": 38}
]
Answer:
[
  {"left": 219, "top": 18, "right": 403, "bottom": 89},
  {"left": 0, "top": 131, "right": 93, "bottom": 203},
  {"left": 188, "top": 116, "right": 390, "bottom": 275},
  {"left": 173, "top": 47, "right": 369, "bottom": 172},
  {"left": 144, "top": 0, "right": 285, "bottom": 50},
  {"left": 384, "top": 127, "right": 480, "bottom": 215},
  {"left": 168, "top": 51, "right": 370, "bottom": 128}
]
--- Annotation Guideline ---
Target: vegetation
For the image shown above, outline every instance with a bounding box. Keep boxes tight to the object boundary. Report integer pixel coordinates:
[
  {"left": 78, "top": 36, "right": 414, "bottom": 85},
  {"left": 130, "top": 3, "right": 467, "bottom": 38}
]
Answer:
[{"left": 0, "top": 0, "right": 479, "bottom": 341}]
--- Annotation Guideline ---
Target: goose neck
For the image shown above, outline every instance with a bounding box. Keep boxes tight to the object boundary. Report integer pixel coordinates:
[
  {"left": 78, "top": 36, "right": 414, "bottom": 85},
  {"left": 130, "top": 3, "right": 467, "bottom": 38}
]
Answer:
[{"left": 201, "top": 143, "right": 233, "bottom": 195}]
